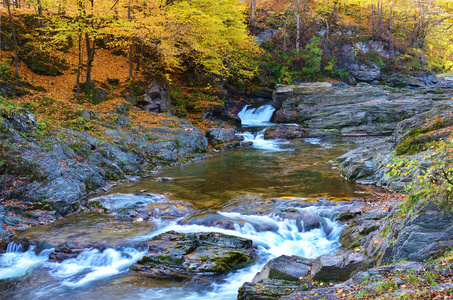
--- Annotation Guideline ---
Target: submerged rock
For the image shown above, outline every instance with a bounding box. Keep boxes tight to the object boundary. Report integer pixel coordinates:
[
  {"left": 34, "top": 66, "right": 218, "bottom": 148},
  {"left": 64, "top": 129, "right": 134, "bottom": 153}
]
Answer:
[
  {"left": 88, "top": 193, "right": 167, "bottom": 212},
  {"left": 133, "top": 231, "right": 256, "bottom": 278}
]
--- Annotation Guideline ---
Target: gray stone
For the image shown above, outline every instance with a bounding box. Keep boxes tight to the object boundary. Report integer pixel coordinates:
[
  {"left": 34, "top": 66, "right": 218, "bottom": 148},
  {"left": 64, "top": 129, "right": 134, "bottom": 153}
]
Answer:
[
  {"left": 206, "top": 128, "right": 236, "bottom": 146},
  {"left": 252, "top": 255, "right": 313, "bottom": 283},
  {"left": 88, "top": 193, "right": 167, "bottom": 212},
  {"left": 311, "top": 251, "right": 366, "bottom": 281},
  {"left": 7, "top": 109, "right": 36, "bottom": 132},
  {"left": 79, "top": 110, "right": 92, "bottom": 120},
  {"left": 378, "top": 201, "right": 453, "bottom": 263},
  {"left": 271, "top": 82, "right": 442, "bottom": 137},
  {"left": 118, "top": 116, "right": 130, "bottom": 126}
]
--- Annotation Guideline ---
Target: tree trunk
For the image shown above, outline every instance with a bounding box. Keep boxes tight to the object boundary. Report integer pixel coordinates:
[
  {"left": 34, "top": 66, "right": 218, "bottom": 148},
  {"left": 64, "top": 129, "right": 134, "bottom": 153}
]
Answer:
[
  {"left": 389, "top": 4, "right": 393, "bottom": 59},
  {"left": 128, "top": 2, "right": 133, "bottom": 78},
  {"left": 296, "top": 0, "right": 300, "bottom": 53},
  {"left": 136, "top": 43, "right": 141, "bottom": 72},
  {"left": 37, "top": 0, "right": 44, "bottom": 36},
  {"left": 6, "top": 0, "right": 19, "bottom": 78},
  {"left": 371, "top": 4, "right": 375, "bottom": 34},
  {"left": 250, "top": 0, "right": 256, "bottom": 27},
  {"left": 85, "top": 33, "right": 95, "bottom": 86},
  {"left": 77, "top": 33, "right": 82, "bottom": 99}
]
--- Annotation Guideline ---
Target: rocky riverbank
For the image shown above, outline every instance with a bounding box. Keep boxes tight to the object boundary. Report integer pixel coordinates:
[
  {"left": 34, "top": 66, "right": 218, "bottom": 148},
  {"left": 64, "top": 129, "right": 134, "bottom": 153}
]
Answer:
[{"left": 0, "top": 96, "right": 242, "bottom": 245}]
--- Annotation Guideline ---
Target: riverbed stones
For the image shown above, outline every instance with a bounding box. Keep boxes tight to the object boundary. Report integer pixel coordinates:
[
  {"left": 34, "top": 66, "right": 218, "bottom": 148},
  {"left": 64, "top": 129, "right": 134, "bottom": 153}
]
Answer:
[
  {"left": 133, "top": 231, "right": 256, "bottom": 277},
  {"left": 88, "top": 193, "right": 167, "bottom": 212}
]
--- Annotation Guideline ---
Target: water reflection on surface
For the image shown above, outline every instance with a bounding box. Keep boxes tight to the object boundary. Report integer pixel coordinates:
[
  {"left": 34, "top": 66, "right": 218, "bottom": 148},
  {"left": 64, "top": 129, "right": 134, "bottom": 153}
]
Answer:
[{"left": 109, "top": 137, "right": 374, "bottom": 212}]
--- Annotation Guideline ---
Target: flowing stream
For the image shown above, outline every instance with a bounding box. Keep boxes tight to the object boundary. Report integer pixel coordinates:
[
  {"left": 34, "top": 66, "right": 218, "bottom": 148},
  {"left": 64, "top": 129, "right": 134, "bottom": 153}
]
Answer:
[{"left": 0, "top": 104, "right": 377, "bottom": 300}]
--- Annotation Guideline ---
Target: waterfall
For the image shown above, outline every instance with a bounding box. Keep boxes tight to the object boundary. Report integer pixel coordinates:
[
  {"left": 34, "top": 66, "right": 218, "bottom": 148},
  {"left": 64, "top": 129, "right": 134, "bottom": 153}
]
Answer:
[
  {"left": 237, "top": 104, "right": 291, "bottom": 151},
  {"left": 238, "top": 104, "right": 275, "bottom": 126}
]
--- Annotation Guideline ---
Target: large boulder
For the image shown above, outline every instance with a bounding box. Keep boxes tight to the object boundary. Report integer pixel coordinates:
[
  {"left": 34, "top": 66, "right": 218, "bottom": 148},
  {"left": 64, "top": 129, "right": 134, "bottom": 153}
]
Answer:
[
  {"left": 133, "top": 231, "right": 257, "bottom": 278},
  {"left": 252, "top": 255, "right": 313, "bottom": 283},
  {"left": 206, "top": 128, "right": 236, "bottom": 146},
  {"left": 271, "top": 82, "right": 446, "bottom": 137},
  {"left": 137, "top": 78, "right": 171, "bottom": 113},
  {"left": 311, "top": 251, "right": 367, "bottom": 281}
]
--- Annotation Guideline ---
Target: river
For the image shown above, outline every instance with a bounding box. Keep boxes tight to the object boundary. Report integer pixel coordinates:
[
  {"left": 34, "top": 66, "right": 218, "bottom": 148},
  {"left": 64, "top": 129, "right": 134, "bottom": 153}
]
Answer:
[{"left": 0, "top": 105, "right": 379, "bottom": 300}]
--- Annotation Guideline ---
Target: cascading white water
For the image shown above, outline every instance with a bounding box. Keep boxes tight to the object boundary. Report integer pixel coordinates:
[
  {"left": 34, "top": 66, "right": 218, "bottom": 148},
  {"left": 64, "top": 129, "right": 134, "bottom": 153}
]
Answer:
[
  {"left": 237, "top": 104, "right": 292, "bottom": 151},
  {"left": 236, "top": 129, "right": 291, "bottom": 151},
  {"left": 0, "top": 242, "right": 53, "bottom": 280},
  {"left": 237, "top": 104, "right": 275, "bottom": 127},
  {"left": 129, "top": 208, "right": 343, "bottom": 299},
  {"left": 0, "top": 207, "right": 343, "bottom": 300}
]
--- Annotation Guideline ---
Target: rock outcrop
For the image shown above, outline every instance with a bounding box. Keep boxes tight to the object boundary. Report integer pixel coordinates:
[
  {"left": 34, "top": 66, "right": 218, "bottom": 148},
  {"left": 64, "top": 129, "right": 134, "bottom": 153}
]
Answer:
[
  {"left": 271, "top": 82, "right": 451, "bottom": 137},
  {"left": 136, "top": 78, "right": 171, "bottom": 113}
]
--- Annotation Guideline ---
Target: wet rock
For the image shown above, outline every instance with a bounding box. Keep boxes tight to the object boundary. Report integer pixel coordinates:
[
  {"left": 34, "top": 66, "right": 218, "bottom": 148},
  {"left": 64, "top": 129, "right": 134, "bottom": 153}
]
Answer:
[
  {"left": 264, "top": 126, "right": 308, "bottom": 139},
  {"left": 238, "top": 279, "right": 303, "bottom": 300},
  {"left": 133, "top": 231, "right": 256, "bottom": 277},
  {"left": 311, "top": 251, "right": 366, "bottom": 281},
  {"left": 88, "top": 193, "right": 167, "bottom": 212},
  {"left": 153, "top": 177, "right": 174, "bottom": 182},
  {"left": 7, "top": 109, "right": 36, "bottom": 132},
  {"left": 271, "top": 109, "right": 297, "bottom": 123},
  {"left": 252, "top": 255, "right": 313, "bottom": 283}
]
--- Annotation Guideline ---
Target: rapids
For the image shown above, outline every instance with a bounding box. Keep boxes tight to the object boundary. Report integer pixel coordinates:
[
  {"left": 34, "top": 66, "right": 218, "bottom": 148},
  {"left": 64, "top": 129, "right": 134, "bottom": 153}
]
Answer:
[{"left": 0, "top": 104, "right": 376, "bottom": 300}]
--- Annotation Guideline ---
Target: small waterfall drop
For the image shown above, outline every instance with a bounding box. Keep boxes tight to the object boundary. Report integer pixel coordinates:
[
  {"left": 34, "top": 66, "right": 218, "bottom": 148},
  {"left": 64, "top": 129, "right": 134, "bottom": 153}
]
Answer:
[
  {"left": 238, "top": 104, "right": 275, "bottom": 127},
  {"left": 0, "top": 242, "right": 52, "bottom": 280},
  {"left": 236, "top": 129, "right": 291, "bottom": 151},
  {"left": 237, "top": 104, "right": 291, "bottom": 151}
]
